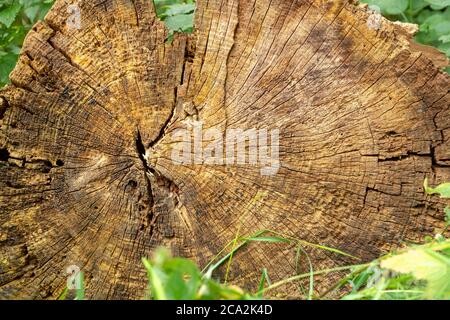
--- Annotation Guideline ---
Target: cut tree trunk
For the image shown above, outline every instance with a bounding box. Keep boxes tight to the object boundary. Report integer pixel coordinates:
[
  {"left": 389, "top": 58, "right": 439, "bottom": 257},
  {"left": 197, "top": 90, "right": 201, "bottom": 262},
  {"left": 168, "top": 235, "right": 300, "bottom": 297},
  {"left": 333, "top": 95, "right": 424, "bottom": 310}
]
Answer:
[{"left": 1, "top": 0, "right": 449, "bottom": 300}]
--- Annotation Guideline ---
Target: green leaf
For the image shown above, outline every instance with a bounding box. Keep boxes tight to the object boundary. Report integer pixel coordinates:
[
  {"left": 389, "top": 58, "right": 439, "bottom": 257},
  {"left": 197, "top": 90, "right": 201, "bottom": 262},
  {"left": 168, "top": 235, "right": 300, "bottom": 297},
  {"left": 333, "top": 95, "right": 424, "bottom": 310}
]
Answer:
[
  {"left": 57, "top": 287, "right": 68, "bottom": 300},
  {"left": 142, "top": 248, "right": 202, "bottom": 300},
  {"left": 75, "top": 272, "right": 85, "bottom": 300},
  {"left": 243, "top": 236, "right": 291, "bottom": 243},
  {"left": 163, "top": 258, "right": 202, "bottom": 300},
  {"left": 142, "top": 257, "right": 168, "bottom": 300},
  {"left": 437, "top": 42, "right": 450, "bottom": 56},
  {"left": 363, "top": 0, "right": 409, "bottom": 15},
  {"left": 444, "top": 206, "right": 450, "bottom": 226},
  {"left": 424, "top": 178, "right": 450, "bottom": 198},
  {"left": 163, "top": 3, "right": 195, "bottom": 17},
  {"left": 0, "top": 51, "right": 17, "bottom": 86},
  {"left": 411, "top": 0, "right": 429, "bottom": 14},
  {"left": 36, "top": 2, "right": 53, "bottom": 21},
  {"left": 421, "top": 13, "right": 446, "bottom": 28},
  {"left": 23, "top": 4, "right": 39, "bottom": 22},
  {"left": 0, "top": 1, "right": 21, "bottom": 28},
  {"left": 416, "top": 8, "right": 435, "bottom": 25},
  {"left": 381, "top": 246, "right": 450, "bottom": 299},
  {"left": 434, "top": 21, "right": 450, "bottom": 38},
  {"left": 257, "top": 268, "right": 271, "bottom": 297},
  {"left": 425, "top": 0, "right": 450, "bottom": 8},
  {"left": 439, "top": 34, "right": 450, "bottom": 43},
  {"left": 164, "top": 13, "right": 194, "bottom": 33}
]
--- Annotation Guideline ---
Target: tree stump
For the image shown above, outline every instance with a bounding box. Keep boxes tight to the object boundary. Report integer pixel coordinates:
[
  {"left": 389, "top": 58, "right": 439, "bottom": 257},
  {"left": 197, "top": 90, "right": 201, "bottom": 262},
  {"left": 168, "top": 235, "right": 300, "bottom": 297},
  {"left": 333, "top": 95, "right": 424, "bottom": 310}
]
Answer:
[{"left": 0, "top": 0, "right": 449, "bottom": 299}]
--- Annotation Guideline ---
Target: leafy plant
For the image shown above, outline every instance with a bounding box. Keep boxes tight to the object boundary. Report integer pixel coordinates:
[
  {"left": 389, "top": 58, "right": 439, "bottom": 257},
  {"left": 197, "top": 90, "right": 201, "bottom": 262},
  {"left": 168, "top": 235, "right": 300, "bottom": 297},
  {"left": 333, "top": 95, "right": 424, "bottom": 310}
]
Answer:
[
  {"left": 333, "top": 239, "right": 450, "bottom": 300},
  {"left": 424, "top": 178, "right": 450, "bottom": 233},
  {"left": 0, "top": 0, "right": 54, "bottom": 87},
  {"left": 330, "top": 178, "right": 450, "bottom": 300},
  {"left": 361, "top": 0, "right": 450, "bottom": 74},
  {"left": 424, "top": 177, "right": 450, "bottom": 198},
  {"left": 141, "top": 229, "right": 354, "bottom": 300},
  {"left": 142, "top": 248, "right": 256, "bottom": 300},
  {"left": 59, "top": 216, "right": 449, "bottom": 300},
  {"left": 141, "top": 177, "right": 450, "bottom": 301},
  {"left": 154, "top": 0, "right": 195, "bottom": 42}
]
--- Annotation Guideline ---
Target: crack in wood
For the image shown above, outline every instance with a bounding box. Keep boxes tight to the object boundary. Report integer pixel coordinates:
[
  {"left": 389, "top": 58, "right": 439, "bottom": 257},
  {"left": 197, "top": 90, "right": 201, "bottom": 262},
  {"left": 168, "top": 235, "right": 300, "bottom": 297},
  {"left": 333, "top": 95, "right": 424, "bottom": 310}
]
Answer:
[
  {"left": 136, "top": 129, "right": 180, "bottom": 236},
  {"left": 0, "top": 96, "right": 8, "bottom": 119}
]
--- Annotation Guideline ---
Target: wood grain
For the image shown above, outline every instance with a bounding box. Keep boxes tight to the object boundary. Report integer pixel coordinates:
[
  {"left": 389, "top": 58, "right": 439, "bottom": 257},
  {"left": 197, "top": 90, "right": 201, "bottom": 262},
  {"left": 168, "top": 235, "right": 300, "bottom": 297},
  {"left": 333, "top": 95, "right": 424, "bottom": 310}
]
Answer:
[{"left": 0, "top": 0, "right": 449, "bottom": 299}]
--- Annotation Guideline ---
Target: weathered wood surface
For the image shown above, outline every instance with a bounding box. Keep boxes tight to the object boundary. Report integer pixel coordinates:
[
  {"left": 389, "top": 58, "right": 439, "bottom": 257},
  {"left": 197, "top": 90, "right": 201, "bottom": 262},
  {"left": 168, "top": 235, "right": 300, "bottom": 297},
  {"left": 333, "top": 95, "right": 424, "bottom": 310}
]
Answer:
[{"left": 0, "top": 0, "right": 449, "bottom": 299}]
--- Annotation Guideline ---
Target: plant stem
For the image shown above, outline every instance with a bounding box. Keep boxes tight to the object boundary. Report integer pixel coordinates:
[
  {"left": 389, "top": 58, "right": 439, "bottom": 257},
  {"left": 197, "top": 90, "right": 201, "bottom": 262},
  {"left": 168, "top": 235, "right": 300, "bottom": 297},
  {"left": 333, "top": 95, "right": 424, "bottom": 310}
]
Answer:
[{"left": 257, "top": 263, "right": 371, "bottom": 296}]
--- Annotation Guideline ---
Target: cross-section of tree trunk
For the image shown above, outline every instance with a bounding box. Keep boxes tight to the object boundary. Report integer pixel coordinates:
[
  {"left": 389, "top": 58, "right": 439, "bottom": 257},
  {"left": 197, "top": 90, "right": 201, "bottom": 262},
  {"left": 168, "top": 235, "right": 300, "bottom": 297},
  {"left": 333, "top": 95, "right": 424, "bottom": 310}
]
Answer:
[{"left": 0, "top": 0, "right": 449, "bottom": 299}]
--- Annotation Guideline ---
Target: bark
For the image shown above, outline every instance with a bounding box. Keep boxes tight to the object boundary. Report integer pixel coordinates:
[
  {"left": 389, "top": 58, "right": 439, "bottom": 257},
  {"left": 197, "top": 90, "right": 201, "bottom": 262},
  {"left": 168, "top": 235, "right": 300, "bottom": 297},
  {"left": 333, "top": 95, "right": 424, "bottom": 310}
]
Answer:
[{"left": 0, "top": 0, "right": 449, "bottom": 299}]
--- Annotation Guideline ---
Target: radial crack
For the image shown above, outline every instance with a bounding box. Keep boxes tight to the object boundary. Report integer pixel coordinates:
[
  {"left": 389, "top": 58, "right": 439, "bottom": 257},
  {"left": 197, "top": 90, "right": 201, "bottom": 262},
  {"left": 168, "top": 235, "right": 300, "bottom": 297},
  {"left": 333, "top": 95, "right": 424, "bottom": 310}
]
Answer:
[{"left": 136, "top": 130, "right": 156, "bottom": 233}]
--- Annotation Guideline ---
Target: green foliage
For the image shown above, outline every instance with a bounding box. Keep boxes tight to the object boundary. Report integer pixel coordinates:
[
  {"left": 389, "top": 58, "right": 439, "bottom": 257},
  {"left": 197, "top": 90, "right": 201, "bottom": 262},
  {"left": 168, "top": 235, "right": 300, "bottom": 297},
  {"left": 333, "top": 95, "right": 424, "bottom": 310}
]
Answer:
[
  {"left": 142, "top": 248, "right": 256, "bottom": 300},
  {"left": 141, "top": 179, "right": 450, "bottom": 301},
  {"left": 334, "top": 178, "right": 450, "bottom": 300},
  {"left": 0, "top": 0, "right": 54, "bottom": 87},
  {"left": 361, "top": 0, "right": 450, "bottom": 74},
  {"left": 364, "top": 0, "right": 409, "bottom": 15},
  {"left": 154, "top": 0, "right": 195, "bottom": 42},
  {"left": 380, "top": 241, "right": 450, "bottom": 299},
  {"left": 338, "top": 239, "right": 450, "bottom": 300},
  {"left": 444, "top": 206, "right": 450, "bottom": 228},
  {"left": 425, "top": 178, "right": 450, "bottom": 231},
  {"left": 0, "top": 1, "right": 22, "bottom": 28},
  {"left": 141, "top": 229, "right": 354, "bottom": 300},
  {"left": 424, "top": 177, "right": 450, "bottom": 198},
  {"left": 58, "top": 213, "right": 449, "bottom": 300}
]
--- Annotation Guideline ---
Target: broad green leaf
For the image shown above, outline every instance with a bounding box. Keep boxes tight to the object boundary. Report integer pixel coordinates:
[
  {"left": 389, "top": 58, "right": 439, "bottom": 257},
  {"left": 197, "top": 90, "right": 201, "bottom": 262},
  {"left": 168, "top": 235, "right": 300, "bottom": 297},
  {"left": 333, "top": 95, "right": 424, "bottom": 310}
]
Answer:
[
  {"left": 36, "top": 2, "right": 52, "bottom": 21},
  {"left": 416, "top": 9, "right": 435, "bottom": 25},
  {"left": 424, "top": 178, "right": 450, "bottom": 198},
  {"left": 363, "top": 0, "right": 408, "bottom": 15},
  {"left": 23, "top": 4, "right": 39, "bottom": 21},
  {"left": 143, "top": 248, "right": 202, "bottom": 300},
  {"left": 425, "top": 0, "right": 450, "bottom": 8},
  {"left": 431, "top": 4, "right": 447, "bottom": 10},
  {"left": 154, "top": 0, "right": 185, "bottom": 16},
  {"left": 437, "top": 42, "right": 450, "bottom": 56},
  {"left": 445, "top": 6, "right": 450, "bottom": 19},
  {"left": 0, "top": 1, "right": 21, "bottom": 28},
  {"left": 163, "top": 3, "right": 195, "bottom": 17},
  {"left": 439, "top": 34, "right": 450, "bottom": 43},
  {"left": 142, "top": 257, "right": 168, "bottom": 300},
  {"left": 444, "top": 206, "right": 450, "bottom": 226},
  {"left": 164, "top": 13, "right": 194, "bottom": 33},
  {"left": 422, "top": 13, "right": 447, "bottom": 27},
  {"left": 163, "top": 258, "right": 202, "bottom": 300},
  {"left": 411, "top": 0, "right": 429, "bottom": 13},
  {"left": 0, "top": 51, "right": 17, "bottom": 85},
  {"left": 381, "top": 248, "right": 450, "bottom": 299},
  {"left": 142, "top": 247, "right": 254, "bottom": 300},
  {"left": 434, "top": 21, "right": 450, "bottom": 37}
]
